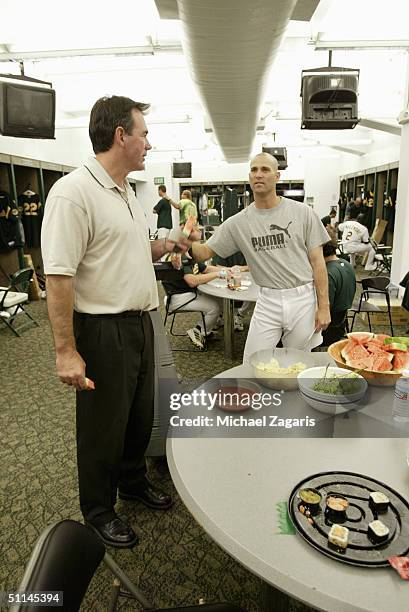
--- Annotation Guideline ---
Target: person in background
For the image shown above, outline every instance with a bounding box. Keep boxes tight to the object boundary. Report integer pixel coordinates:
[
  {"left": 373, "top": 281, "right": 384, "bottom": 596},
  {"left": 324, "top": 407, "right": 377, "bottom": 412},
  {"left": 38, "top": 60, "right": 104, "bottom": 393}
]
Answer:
[
  {"left": 321, "top": 209, "right": 337, "bottom": 230},
  {"left": 174, "top": 190, "right": 198, "bottom": 227},
  {"left": 319, "top": 241, "right": 356, "bottom": 346},
  {"left": 163, "top": 253, "right": 226, "bottom": 349},
  {"left": 321, "top": 209, "right": 338, "bottom": 246},
  {"left": 41, "top": 95, "right": 200, "bottom": 549},
  {"left": 345, "top": 196, "right": 366, "bottom": 220},
  {"left": 190, "top": 152, "right": 331, "bottom": 363},
  {"left": 152, "top": 184, "right": 178, "bottom": 239},
  {"left": 338, "top": 208, "right": 376, "bottom": 271}
]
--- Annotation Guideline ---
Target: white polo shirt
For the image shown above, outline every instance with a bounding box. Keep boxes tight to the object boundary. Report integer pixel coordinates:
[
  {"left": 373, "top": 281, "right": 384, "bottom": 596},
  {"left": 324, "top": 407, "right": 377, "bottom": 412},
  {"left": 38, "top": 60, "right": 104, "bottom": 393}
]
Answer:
[{"left": 41, "top": 157, "right": 158, "bottom": 314}]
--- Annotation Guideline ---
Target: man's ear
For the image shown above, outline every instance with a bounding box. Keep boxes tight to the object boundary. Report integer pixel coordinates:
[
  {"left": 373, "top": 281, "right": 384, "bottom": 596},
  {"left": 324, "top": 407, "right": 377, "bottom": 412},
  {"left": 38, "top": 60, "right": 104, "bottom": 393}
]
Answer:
[
  {"left": 276, "top": 171, "right": 281, "bottom": 181},
  {"left": 114, "top": 126, "right": 126, "bottom": 147}
]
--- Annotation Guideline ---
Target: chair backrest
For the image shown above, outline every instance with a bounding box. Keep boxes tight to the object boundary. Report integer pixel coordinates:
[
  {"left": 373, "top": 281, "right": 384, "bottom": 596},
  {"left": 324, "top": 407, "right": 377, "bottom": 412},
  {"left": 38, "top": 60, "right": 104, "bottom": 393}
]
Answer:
[
  {"left": 11, "top": 520, "right": 105, "bottom": 612},
  {"left": 9, "top": 267, "right": 34, "bottom": 293},
  {"left": 361, "top": 276, "right": 390, "bottom": 292}
]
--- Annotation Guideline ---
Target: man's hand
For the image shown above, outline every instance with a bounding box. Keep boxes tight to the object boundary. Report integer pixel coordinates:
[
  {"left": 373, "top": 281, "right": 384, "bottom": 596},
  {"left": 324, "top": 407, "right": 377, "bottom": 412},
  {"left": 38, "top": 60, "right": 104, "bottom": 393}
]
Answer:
[
  {"left": 315, "top": 307, "right": 331, "bottom": 332},
  {"left": 56, "top": 349, "right": 91, "bottom": 391},
  {"left": 165, "top": 227, "right": 202, "bottom": 253}
]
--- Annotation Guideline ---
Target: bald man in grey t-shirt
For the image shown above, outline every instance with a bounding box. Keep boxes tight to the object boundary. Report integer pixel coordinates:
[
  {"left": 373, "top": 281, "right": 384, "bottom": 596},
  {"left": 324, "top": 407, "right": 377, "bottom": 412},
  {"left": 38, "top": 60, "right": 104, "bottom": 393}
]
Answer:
[{"left": 191, "top": 153, "right": 331, "bottom": 362}]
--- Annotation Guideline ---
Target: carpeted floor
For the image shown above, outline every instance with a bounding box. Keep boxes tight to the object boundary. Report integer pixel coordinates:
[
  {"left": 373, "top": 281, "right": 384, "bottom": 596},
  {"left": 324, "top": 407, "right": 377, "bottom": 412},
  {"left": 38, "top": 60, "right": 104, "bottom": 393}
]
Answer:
[{"left": 1, "top": 274, "right": 407, "bottom": 611}]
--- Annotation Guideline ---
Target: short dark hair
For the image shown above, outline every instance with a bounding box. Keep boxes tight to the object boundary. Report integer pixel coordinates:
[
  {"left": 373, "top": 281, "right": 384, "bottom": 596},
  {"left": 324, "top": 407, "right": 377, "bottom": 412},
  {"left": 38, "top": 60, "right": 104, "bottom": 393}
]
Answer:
[
  {"left": 357, "top": 213, "right": 367, "bottom": 225},
  {"left": 322, "top": 241, "right": 337, "bottom": 258},
  {"left": 349, "top": 207, "right": 360, "bottom": 220},
  {"left": 89, "top": 96, "right": 150, "bottom": 154},
  {"left": 158, "top": 185, "right": 166, "bottom": 193}
]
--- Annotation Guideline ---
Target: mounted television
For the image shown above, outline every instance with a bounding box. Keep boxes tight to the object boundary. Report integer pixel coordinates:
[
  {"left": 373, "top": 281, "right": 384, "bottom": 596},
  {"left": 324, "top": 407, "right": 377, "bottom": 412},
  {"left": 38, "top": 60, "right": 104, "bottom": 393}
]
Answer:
[
  {"left": 262, "top": 146, "right": 288, "bottom": 170},
  {"left": 172, "top": 162, "right": 192, "bottom": 178},
  {"left": 300, "top": 67, "right": 359, "bottom": 129},
  {"left": 0, "top": 82, "right": 56, "bottom": 139}
]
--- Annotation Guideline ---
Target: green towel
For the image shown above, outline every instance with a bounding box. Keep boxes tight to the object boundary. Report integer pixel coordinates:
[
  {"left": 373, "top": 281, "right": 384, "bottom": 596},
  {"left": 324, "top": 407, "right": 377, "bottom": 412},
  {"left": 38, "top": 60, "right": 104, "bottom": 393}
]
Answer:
[{"left": 276, "top": 501, "right": 296, "bottom": 535}]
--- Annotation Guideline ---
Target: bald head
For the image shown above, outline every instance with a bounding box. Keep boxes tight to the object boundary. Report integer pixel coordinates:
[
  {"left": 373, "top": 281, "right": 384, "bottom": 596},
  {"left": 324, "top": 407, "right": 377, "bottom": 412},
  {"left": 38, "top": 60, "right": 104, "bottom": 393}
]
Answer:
[
  {"left": 250, "top": 152, "right": 279, "bottom": 172},
  {"left": 249, "top": 152, "right": 280, "bottom": 204}
]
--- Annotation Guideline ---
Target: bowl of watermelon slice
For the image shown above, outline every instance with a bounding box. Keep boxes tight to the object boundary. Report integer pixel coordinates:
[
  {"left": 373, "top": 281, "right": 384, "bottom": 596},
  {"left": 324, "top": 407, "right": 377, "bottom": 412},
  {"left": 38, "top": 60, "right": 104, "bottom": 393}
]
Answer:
[{"left": 328, "top": 333, "right": 409, "bottom": 386}]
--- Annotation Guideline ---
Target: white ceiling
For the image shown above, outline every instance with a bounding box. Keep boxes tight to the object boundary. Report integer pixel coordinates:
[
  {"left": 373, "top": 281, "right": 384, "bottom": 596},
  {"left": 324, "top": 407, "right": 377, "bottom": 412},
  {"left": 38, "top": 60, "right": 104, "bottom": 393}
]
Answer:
[{"left": 0, "top": 0, "right": 408, "bottom": 162}]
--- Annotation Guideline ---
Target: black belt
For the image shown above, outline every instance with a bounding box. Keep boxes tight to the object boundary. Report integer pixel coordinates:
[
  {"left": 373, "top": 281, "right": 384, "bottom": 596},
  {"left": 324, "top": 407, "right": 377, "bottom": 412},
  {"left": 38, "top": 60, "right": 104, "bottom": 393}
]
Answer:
[{"left": 75, "top": 310, "right": 147, "bottom": 318}]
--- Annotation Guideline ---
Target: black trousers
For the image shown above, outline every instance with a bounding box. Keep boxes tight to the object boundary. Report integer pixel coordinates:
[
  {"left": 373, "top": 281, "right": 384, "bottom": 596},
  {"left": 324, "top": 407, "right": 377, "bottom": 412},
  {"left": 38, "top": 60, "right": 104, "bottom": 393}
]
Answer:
[
  {"left": 73, "top": 311, "right": 154, "bottom": 522},
  {"left": 321, "top": 309, "right": 348, "bottom": 347}
]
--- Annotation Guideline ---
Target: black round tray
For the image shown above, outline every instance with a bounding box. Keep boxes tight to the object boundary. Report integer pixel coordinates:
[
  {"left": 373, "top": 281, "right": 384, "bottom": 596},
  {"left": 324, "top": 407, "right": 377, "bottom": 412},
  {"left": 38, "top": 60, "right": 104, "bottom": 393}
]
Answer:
[{"left": 288, "top": 471, "right": 409, "bottom": 567}]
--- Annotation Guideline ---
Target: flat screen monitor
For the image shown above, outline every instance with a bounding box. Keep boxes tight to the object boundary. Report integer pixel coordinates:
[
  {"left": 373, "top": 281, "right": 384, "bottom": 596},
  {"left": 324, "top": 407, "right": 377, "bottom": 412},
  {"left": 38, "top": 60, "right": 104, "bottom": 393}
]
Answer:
[
  {"left": 0, "top": 82, "right": 56, "bottom": 139},
  {"left": 172, "top": 162, "right": 192, "bottom": 178}
]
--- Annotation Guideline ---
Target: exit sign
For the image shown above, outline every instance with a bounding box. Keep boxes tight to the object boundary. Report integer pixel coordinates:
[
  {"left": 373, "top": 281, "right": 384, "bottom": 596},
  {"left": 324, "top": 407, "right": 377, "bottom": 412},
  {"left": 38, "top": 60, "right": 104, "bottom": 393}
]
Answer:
[{"left": 154, "top": 177, "right": 165, "bottom": 185}]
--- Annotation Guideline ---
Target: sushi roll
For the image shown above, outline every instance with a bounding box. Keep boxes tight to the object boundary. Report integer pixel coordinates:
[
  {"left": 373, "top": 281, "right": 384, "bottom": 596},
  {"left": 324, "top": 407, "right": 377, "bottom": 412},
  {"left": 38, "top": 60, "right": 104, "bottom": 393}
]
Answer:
[
  {"left": 368, "top": 520, "right": 389, "bottom": 543},
  {"left": 369, "top": 491, "right": 389, "bottom": 513},
  {"left": 328, "top": 524, "right": 349, "bottom": 549},
  {"left": 298, "top": 488, "right": 322, "bottom": 514},
  {"left": 326, "top": 495, "right": 349, "bottom": 520}
]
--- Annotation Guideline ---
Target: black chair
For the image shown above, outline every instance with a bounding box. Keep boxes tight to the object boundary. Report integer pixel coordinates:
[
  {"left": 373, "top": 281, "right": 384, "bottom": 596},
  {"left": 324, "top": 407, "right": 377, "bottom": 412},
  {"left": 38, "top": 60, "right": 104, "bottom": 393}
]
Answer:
[
  {"left": 163, "top": 285, "right": 208, "bottom": 352},
  {"left": 0, "top": 267, "right": 39, "bottom": 337},
  {"left": 348, "top": 276, "right": 394, "bottom": 336},
  {"left": 369, "top": 239, "right": 392, "bottom": 275},
  {"left": 11, "top": 520, "right": 246, "bottom": 612}
]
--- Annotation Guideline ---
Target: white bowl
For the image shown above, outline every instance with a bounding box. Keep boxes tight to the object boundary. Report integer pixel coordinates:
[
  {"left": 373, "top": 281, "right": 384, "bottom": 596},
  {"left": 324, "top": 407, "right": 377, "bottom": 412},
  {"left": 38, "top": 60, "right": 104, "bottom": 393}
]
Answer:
[
  {"left": 297, "top": 366, "right": 367, "bottom": 415},
  {"left": 249, "top": 348, "right": 316, "bottom": 391},
  {"left": 298, "top": 390, "right": 354, "bottom": 415}
]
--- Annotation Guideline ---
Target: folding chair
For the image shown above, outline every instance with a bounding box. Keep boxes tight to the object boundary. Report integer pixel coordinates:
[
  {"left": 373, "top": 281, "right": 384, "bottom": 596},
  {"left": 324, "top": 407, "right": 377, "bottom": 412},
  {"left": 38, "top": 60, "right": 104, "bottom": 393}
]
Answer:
[
  {"left": 163, "top": 286, "right": 208, "bottom": 352},
  {"left": 0, "top": 267, "right": 39, "bottom": 337},
  {"left": 347, "top": 276, "right": 394, "bottom": 336},
  {"left": 370, "top": 239, "right": 392, "bottom": 275},
  {"left": 11, "top": 519, "right": 247, "bottom": 612}
]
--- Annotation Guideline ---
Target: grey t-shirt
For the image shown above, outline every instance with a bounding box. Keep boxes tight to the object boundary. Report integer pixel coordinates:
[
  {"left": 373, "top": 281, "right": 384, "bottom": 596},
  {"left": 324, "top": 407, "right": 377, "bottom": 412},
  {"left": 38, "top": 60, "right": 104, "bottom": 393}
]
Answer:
[{"left": 207, "top": 198, "right": 330, "bottom": 289}]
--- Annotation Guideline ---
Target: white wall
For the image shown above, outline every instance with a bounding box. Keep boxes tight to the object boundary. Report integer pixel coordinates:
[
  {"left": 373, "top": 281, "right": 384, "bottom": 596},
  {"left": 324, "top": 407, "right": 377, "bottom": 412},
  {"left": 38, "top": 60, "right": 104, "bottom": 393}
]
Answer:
[
  {"left": 2, "top": 126, "right": 382, "bottom": 231},
  {"left": 0, "top": 128, "right": 93, "bottom": 167},
  {"left": 338, "top": 135, "right": 400, "bottom": 175},
  {"left": 303, "top": 154, "right": 342, "bottom": 220}
]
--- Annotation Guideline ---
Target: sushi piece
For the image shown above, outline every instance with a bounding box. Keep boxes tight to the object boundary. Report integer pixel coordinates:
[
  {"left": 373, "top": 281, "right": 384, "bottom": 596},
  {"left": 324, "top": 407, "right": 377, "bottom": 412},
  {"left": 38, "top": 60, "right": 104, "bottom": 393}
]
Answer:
[
  {"left": 326, "top": 495, "right": 349, "bottom": 520},
  {"left": 328, "top": 524, "right": 349, "bottom": 549},
  {"left": 298, "top": 488, "right": 322, "bottom": 513},
  {"left": 369, "top": 491, "right": 390, "bottom": 513},
  {"left": 368, "top": 520, "right": 389, "bottom": 543}
]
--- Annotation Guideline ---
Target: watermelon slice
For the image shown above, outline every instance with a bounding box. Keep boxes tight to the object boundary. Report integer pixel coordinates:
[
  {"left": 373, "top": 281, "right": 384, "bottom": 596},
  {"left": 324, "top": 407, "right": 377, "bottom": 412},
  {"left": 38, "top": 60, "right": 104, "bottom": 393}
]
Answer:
[
  {"left": 365, "top": 343, "right": 394, "bottom": 360},
  {"left": 347, "top": 332, "right": 374, "bottom": 345},
  {"left": 383, "top": 336, "right": 409, "bottom": 347},
  {"left": 393, "top": 351, "right": 409, "bottom": 371},
  {"left": 384, "top": 342, "right": 408, "bottom": 352},
  {"left": 375, "top": 334, "right": 391, "bottom": 343},
  {"left": 342, "top": 343, "right": 370, "bottom": 362},
  {"left": 371, "top": 355, "right": 393, "bottom": 372}
]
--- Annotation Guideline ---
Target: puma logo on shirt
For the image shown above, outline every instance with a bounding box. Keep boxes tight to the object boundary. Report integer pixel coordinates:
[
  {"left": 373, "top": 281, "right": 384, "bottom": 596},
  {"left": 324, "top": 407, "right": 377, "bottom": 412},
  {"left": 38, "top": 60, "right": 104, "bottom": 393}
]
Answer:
[
  {"left": 269, "top": 221, "right": 292, "bottom": 238},
  {"left": 251, "top": 221, "right": 293, "bottom": 253}
]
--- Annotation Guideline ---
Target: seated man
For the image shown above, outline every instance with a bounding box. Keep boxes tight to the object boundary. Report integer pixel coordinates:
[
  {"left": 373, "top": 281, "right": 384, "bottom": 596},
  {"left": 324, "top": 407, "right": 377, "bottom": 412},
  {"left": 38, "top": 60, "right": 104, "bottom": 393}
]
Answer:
[
  {"left": 162, "top": 254, "right": 224, "bottom": 349},
  {"left": 338, "top": 208, "right": 376, "bottom": 270},
  {"left": 320, "top": 242, "right": 356, "bottom": 346}
]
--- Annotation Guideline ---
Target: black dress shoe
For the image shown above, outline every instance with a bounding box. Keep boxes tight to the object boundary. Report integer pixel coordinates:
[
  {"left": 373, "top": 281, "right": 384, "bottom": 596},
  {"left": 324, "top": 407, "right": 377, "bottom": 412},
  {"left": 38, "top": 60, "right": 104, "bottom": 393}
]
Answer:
[
  {"left": 119, "top": 485, "right": 173, "bottom": 510},
  {"left": 85, "top": 516, "right": 139, "bottom": 548}
]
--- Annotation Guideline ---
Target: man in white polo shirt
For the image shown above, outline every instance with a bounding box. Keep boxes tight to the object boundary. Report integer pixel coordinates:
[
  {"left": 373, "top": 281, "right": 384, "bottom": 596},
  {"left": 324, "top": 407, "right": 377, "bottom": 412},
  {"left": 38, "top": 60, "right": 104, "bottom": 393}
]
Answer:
[
  {"left": 191, "top": 152, "right": 331, "bottom": 362},
  {"left": 41, "top": 96, "right": 198, "bottom": 548}
]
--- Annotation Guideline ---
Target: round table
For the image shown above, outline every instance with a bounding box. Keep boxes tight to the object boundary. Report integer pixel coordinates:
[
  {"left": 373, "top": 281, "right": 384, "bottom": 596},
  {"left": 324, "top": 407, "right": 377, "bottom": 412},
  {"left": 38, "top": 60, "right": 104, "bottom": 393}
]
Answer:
[
  {"left": 167, "top": 358, "right": 409, "bottom": 612},
  {"left": 198, "top": 272, "right": 259, "bottom": 359}
]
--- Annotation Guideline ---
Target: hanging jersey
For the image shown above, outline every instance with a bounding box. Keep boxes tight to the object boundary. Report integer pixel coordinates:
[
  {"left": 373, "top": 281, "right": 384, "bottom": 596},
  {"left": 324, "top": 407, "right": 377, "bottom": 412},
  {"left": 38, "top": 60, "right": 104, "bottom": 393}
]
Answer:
[
  {"left": 0, "top": 190, "right": 20, "bottom": 251},
  {"left": 338, "top": 220, "right": 369, "bottom": 245},
  {"left": 18, "top": 191, "right": 43, "bottom": 247}
]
